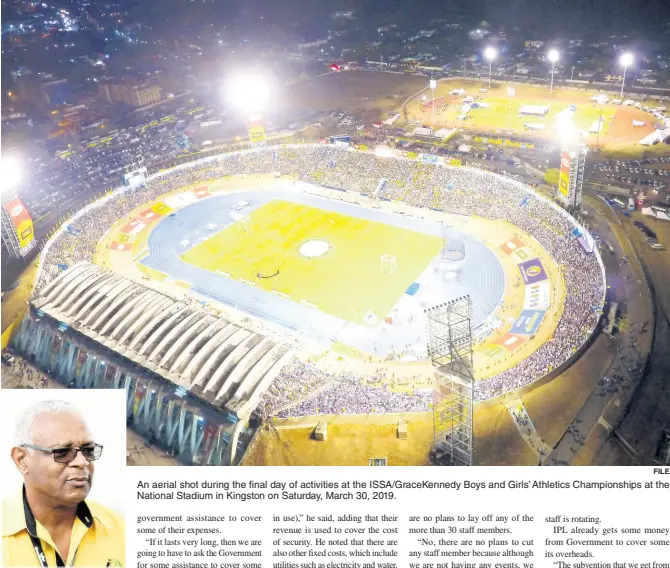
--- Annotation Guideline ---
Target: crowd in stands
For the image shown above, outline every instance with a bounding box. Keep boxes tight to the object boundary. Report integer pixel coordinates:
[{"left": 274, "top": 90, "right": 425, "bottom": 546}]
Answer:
[{"left": 35, "top": 144, "right": 605, "bottom": 410}]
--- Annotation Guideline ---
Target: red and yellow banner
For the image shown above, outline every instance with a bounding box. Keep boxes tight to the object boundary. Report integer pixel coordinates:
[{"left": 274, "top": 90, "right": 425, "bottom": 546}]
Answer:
[
  {"left": 3, "top": 198, "right": 34, "bottom": 249},
  {"left": 110, "top": 242, "right": 133, "bottom": 252},
  {"left": 559, "top": 152, "right": 571, "bottom": 197},
  {"left": 140, "top": 208, "right": 162, "bottom": 221},
  {"left": 194, "top": 186, "right": 210, "bottom": 199},
  {"left": 120, "top": 218, "right": 146, "bottom": 234}
]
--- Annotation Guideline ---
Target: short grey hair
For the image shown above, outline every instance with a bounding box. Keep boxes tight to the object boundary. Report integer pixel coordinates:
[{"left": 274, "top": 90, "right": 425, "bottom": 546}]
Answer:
[{"left": 15, "top": 400, "right": 84, "bottom": 447}]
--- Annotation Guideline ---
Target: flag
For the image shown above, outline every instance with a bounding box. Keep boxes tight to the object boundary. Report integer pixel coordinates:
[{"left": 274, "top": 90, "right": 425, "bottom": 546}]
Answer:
[{"left": 519, "top": 197, "right": 529, "bottom": 207}]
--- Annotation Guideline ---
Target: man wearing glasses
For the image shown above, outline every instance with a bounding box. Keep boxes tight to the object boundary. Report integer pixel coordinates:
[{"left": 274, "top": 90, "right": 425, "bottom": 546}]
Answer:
[{"left": 2, "top": 400, "right": 125, "bottom": 567}]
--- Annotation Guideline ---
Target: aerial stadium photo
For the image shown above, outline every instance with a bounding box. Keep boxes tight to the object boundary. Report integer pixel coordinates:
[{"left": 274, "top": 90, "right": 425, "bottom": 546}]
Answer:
[{"left": 2, "top": 0, "right": 670, "bottom": 467}]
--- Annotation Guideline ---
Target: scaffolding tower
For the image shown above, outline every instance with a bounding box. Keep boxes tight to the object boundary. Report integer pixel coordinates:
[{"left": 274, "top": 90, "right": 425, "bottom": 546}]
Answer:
[
  {"left": 557, "top": 145, "right": 587, "bottom": 211},
  {"left": 425, "top": 296, "right": 475, "bottom": 466}
]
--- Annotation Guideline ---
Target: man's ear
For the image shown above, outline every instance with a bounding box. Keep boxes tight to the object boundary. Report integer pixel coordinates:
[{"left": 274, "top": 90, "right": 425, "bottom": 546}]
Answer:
[{"left": 11, "top": 447, "right": 30, "bottom": 475}]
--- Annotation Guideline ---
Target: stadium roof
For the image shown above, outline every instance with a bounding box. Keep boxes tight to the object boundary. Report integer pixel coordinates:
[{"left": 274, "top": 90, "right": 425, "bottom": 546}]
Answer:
[{"left": 31, "top": 262, "right": 294, "bottom": 418}]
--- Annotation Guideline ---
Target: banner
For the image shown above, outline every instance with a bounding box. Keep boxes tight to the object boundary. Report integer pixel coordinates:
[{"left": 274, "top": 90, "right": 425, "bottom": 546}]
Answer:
[
  {"left": 493, "top": 332, "right": 528, "bottom": 352},
  {"left": 139, "top": 208, "right": 162, "bottom": 222},
  {"left": 194, "top": 187, "right": 210, "bottom": 199},
  {"left": 523, "top": 281, "right": 551, "bottom": 310},
  {"left": 510, "top": 309, "right": 547, "bottom": 335},
  {"left": 248, "top": 126, "right": 266, "bottom": 143},
  {"left": 449, "top": 158, "right": 462, "bottom": 167},
  {"left": 4, "top": 198, "right": 34, "bottom": 250},
  {"left": 151, "top": 202, "right": 171, "bottom": 216},
  {"left": 120, "top": 218, "right": 147, "bottom": 235},
  {"left": 559, "top": 151, "right": 571, "bottom": 197},
  {"left": 499, "top": 236, "right": 526, "bottom": 255},
  {"left": 517, "top": 258, "right": 548, "bottom": 284},
  {"left": 419, "top": 153, "right": 439, "bottom": 164},
  {"left": 111, "top": 242, "right": 133, "bottom": 252}
]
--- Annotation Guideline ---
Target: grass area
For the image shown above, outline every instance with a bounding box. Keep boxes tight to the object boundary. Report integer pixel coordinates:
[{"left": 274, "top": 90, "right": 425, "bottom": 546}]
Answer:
[
  {"left": 409, "top": 82, "right": 612, "bottom": 136},
  {"left": 598, "top": 143, "right": 670, "bottom": 160},
  {"left": 181, "top": 200, "right": 442, "bottom": 322}
]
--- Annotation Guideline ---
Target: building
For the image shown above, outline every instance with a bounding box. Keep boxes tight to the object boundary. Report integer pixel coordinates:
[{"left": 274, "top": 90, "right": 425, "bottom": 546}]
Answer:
[{"left": 99, "top": 80, "right": 162, "bottom": 109}]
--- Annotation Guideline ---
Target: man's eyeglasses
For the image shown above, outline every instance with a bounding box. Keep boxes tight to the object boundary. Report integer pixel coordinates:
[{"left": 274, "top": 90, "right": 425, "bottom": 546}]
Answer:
[{"left": 21, "top": 444, "right": 103, "bottom": 463}]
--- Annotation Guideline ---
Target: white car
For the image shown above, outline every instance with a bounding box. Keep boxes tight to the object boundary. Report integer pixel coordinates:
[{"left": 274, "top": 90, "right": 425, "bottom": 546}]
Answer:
[{"left": 650, "top": 243, "right": 665, "bottom": 250}]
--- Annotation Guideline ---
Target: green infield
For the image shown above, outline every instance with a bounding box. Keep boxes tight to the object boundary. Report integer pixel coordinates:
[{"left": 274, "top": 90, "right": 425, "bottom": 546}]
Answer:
[{"left": 180, "top": 200, "right": 443, "bottom": 322}]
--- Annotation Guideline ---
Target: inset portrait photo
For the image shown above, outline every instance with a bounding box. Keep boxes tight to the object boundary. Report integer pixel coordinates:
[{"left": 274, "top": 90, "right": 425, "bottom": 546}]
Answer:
[{"left": 1, "top": 389, "right": 126, "bottom": 567}]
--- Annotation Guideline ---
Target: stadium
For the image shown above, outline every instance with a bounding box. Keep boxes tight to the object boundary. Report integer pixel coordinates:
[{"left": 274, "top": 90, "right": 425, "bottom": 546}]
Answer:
[{"left": 10, "top": 144, "right": 606, "bottom": 465}]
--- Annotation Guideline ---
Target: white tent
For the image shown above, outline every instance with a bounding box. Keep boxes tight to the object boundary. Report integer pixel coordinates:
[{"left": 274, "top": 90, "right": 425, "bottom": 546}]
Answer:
[{"left": 519, "top": 105, "right": 549, "bottom": 116}]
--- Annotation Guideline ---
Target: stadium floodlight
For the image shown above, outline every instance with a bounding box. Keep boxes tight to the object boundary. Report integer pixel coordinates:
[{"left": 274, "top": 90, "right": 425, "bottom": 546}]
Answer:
[
  {"left": 229, "top": 74, "right": 271, "bottom": 116},
  {"left": 619, "top": 52, "right": 634, "bottom": 99},
  {"left": 555, "top": 114, "right": 577, "bottom": 145},
  {"left": 0, "top": 156, "right": 21, "bottom": 195},
  {"left": 548, "top": 49, "right": 559, "bottom": 92},
  {"left": 484, "top": 47, "right": 496, "bottom": 88}
]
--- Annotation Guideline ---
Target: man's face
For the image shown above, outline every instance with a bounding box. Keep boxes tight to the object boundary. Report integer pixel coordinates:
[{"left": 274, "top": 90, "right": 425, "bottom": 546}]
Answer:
[{"left": 22, "top": 412, "right": 95, "bottom": 507}]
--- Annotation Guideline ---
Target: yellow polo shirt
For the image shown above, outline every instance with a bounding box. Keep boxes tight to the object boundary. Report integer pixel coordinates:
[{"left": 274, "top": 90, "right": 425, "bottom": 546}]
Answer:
[{"left": 2, "top": 488, "right": 125, "bottom": 567}]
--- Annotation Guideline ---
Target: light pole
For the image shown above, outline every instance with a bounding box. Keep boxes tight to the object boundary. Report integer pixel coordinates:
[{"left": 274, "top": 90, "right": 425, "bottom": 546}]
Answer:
[
  {"left": 548, "top": 49, "right": 559, "bottom": 92},
  {"left": 484, "top": 47, "right": 496, "bottom": 89},
  {"left": 570, "top": 66, "right": 575, "bottom": 82},
  {"left": 620, "top": 52, "right": 634, "bottom": 100},
  {"left": 429, "top": 79, "right": 437, "bottom": 127},
  {"left": 595, "top": 103, "right": 604, "bottom": 149}
]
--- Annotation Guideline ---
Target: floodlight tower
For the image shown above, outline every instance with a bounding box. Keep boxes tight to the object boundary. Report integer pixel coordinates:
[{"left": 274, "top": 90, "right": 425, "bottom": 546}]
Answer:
[
  {"left": 484, "top": 47, "right": 496, "bottom": 88},
  {"left": 619, "top": 52, "right": 634, "bottom": 100},
  {"left": 548, "top": 49, "right": 559, "bottom": 92},
  {"left": 429, "top": 79, "right": 437, "bottom": 126},
  {"left": 1, "top": 156, "right": 36, "bottom": 259},
  {"left": 425, "top": 296, "right": 475, "bottom": 466},
  {"left": 229, "top": 74, "right": 271, "bottom": 146}
]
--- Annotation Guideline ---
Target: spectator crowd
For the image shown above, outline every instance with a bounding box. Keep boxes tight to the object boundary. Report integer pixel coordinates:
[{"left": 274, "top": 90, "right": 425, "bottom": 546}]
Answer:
[{"left": 35, "top": 144, "right": 605, "bottom": 413}]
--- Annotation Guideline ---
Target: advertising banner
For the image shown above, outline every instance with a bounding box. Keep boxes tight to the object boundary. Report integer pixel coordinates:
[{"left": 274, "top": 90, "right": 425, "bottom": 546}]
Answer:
[
  {"left": 523, "top": 281, "right": 551, "bottom": 310},
  {"left": 450, "top": 159, "right": 462, "bottom": 167},
  {"left": 518, "top": 258, "right": 548, "bottom": 284},
  {"left": 406, "top": 151, "right": 418, "bottom": 159},
  {"left": 4, "top": 198, "right": 35, "bottom": 250},
  {"left": 139, "top": 208, "right": 162, "bottom": 221},
  {"left": 559, "top": 151, "right": 571, "bottom": 197},
  {"left": 151, "top": 202, "right": 172, "bottom": 216},
  {"left": 120, "top": 218, "right": 146, "bottom": 235},
  {"left": 419, "top": 153, "right": 439, "bottom": 164},
  {"left": 499, "top": 235, "right": 527, "bottom": 255},
  {"left": 510, "top": 309, "right": 547, "bottom": 335},
  {"left": 110, "top": 242, "right": 133, "bottom": 252},
  {"left": 493, "top": 332, "right": 528, "bottom": 352},
  {"left": 194, "top": 187, "right": 211, "bottom": 199},
  {"left": 248, "top": 126, "right": 266, "bottom": 143}
]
